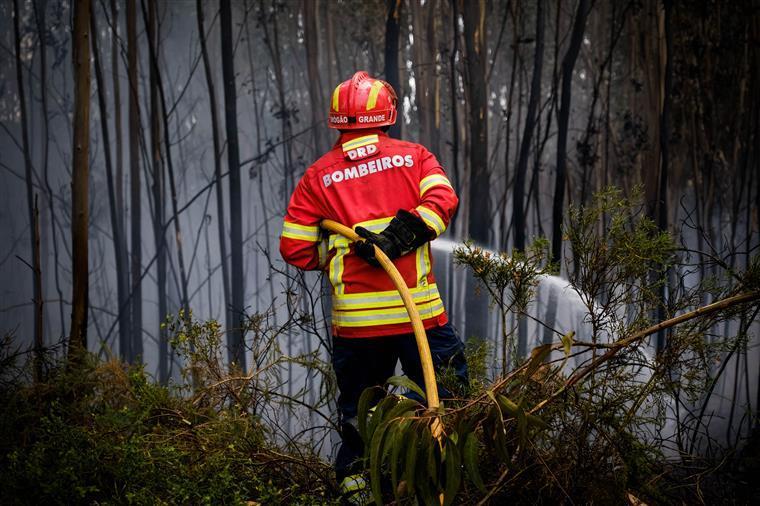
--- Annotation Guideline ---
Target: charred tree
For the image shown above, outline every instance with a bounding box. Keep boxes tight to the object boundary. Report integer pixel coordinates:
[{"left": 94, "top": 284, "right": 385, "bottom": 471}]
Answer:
[
  {"left": 144, "top": 0, "right": 168, "bottom": 380},
  {"left": 197, "top": 0, "right": 233, "bottom": 360},
  {"left": 303, "top": 0, "right": 326, "bottom": 154},
  {"left": 220, "top": 0, "right": 246, "bottom": 370},
  {"left": 551, "top": 0, "right": 590, "bottom": 265},
  {"left": 69, "top": 0, "right": 92, "bottom": 356},
  {"left": 12, "top": 0, "right": 45, "bottom": 364},
  {"left": 462, "top": 0, "right": 490, "bottom": 339},
  {"left": 513, "top": 0, "right": 545, "bottom": 253},
  {"left": 127, "top": 0, "right": 143, "bottom": 361},
  {"left": 90, "top": 3, "right": 130, "bottom": 364},
  {"left": 384, "top": 0, "right": 402, "bottom": 139}
]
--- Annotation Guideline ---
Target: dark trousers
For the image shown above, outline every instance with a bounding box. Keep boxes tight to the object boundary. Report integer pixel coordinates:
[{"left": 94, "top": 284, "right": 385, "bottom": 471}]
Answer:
[{"left": 332, "top": 322, "right": 468, "bottom": 481}]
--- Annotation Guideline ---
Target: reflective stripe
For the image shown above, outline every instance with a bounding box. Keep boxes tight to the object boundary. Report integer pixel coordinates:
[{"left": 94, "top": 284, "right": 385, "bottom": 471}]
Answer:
[
  {"left": 317, "top": 238, "right": 329, "bottom": 268},
  {"left": 333, "top": 283, "right": 441, "bottom": 310},
  {"left": 332, "top": 84, "right": 341, "bottom": 111},
  {"left": 415, "top": 206, "right": 446, "bottom": 236},
  {"left": 419, "top": 174, "right": 453, "bottom": 196},
  {"left": 351, "top": 215, "right": 392, "bottom": 232},
  {"left": 342, "top": 134, "right": 379, "bottom": 152},
  {"left": 366, "top": 81, "right": 385, "bottom": 110},
  {"left": 330, "top": 241, "right": 349, "bottom": 294},
  {"left": 281, "top": 221, "right": 320, "bottom": 242},
  {"left": 339, "top": 474, "right": 368, "bottom": 493},
  {"left": 333, "top": 299, "right": 445, "bottom": 327}
]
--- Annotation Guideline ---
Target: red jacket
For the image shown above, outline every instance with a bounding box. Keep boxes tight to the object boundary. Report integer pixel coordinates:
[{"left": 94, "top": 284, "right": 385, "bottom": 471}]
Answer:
[{"left": 279, "top": 129, "right": 458, "bottom": 338}]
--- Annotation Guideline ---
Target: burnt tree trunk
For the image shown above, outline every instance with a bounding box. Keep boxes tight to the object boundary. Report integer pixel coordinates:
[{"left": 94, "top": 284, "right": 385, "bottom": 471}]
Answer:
[
  {"left": 127, "top": 0, "right": 143, "bottom": 362},
  {"left": 551, "top": 0, "right": 590, "bottom": 265},
  {"left": 513, "top": 0, "right": 544, "bottom": 253},
  {"left": 13, "top": 0, "right": 45, "bottom": 365},
  {"left": 90, "top": 4, "right": 130, "bottom": 364},
  {"left": 197, "top": 0, "right": 232, "bottom": 359},
  {"left": 220, "top": 0, "right": 246, "bottom": 370},
  {"left": 303, "top": 0, "right": 326, "bottom": 154},
  {"left": 69, "top": 0, "right": 92, "bottom": 356},
  {"left": 462, "top": 0, "right": 490, "bottom": 339},
  {"left": 385, "top": 0, "right": 402, "bottom": 139},
  {"left": 144, "top": 0, "right": 169, "bottom": 379}
]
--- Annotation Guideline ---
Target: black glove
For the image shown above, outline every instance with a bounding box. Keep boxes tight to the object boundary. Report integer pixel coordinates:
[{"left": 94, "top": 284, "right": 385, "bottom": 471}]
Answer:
[{"left": 354, "top": 209, "right": 434, "bottom": 267}]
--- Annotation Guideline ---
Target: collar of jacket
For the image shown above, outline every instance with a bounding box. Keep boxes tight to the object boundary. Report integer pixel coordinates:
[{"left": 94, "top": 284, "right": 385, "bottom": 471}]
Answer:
[{"left": 333, "top": 128, "right": 388, "bottom": 150}]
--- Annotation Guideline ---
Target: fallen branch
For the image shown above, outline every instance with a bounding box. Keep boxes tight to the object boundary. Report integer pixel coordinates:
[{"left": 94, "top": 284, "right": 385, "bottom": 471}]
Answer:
[{"left": 532, "top": 290, "right": 760, "bottom": 412}]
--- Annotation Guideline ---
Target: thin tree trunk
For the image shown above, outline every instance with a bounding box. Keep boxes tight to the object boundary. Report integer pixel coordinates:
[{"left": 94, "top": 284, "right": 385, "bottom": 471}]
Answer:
[
  {"left": 220, "top": 0, "right": 246, "bottom": 370},
  {"left": 385, "top": 0, "right": 402, "bottom": 139},
  {"left": 144, "top": 0, "right": 168, "bottom": 380},
  {"left": 13, "top": 0, "right": 45, "bottom": 360},
  {"left": 462, "top": 0, "right": 489, "bottom": 339},
  {"left": 411, "top": 0, "right": 432, "bottom": 148},
  {"left": 655, "top": 0, "right": 672, "bottom": 352},
  {"left": 303, "top": 0, "right": 325, "bottom": 154},
  {"left": 69, "top": 0, "right": 92, "bottom": 356},
  {"left": 33, "top": 0, "right": 63, "bottom": 341},
  {"left": 513, "top": 0, "right": 544, "bottom": 253},
  {"left": 197, "top": 0, "right": 232, "bottom": 359},
  {"left": 109, "top": 0, "right": 131, "bottom": 353},
  {"left": 127, "top": 0, "right": 143, "bottom": 362},
  {"left": 90, "top": 4, "right": 130, "bottom": 365},
  {"left": 551, "top": 0, "right": 590, "bottom": 265}
]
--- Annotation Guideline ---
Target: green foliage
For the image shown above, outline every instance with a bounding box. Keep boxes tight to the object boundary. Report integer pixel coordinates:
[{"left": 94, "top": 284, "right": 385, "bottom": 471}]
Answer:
[
  {"left": 0, "top": 335, "right": 338, "bottom": 505},
  {"left": 350, "top": 188, "right": 758, "bottom": 505}
]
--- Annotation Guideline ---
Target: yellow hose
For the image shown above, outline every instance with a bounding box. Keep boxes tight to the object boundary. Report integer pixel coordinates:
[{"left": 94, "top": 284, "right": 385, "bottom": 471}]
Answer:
[{"left": 320, "top": 219, "right": 441, "bottom": 412}]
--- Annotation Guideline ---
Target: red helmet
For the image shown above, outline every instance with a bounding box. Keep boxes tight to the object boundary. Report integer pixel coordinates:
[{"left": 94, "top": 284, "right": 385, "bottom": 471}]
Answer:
[{"left": 328, "top": 71, "right": 398, "bottom": 130}]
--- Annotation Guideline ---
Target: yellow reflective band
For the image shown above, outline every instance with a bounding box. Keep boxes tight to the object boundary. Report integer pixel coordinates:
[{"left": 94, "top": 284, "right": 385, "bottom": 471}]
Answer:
[
  {"left": 342, "top": 134, "right": 379, "bottom": 152},
  {"left": 415, "top": 206, "right": 446, "bottom": 236},
  {"left": 332, "top": 84, "right": 341, "bottom": 111},
  {"left": 281, "top": 222, "right": 320, "bottom": 242},
  {"left": 333, "top": 283, "right": 441, "bottom": 310},
  {"left": 317, "top": 238, "right": 329, "bottom": 268},
  {"left": 366, "top": 81, "right": 385, "bottom": 110},
  {"left": 332, "top": 299, "right": 445, "bottom": 327},
  {"left": 419, "top": 174, "right": 453, "bottom": 196},
  {"left": 327, "top": 216, "right": 392, "bottom": 297},
  {"left": 339, "top": 474, "right": 368, "bottom": 493}
]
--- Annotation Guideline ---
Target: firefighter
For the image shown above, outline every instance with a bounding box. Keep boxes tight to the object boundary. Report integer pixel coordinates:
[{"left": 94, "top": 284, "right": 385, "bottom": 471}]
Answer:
[{"left": 279, "top": 71, "right": 468, "bottom": 503}]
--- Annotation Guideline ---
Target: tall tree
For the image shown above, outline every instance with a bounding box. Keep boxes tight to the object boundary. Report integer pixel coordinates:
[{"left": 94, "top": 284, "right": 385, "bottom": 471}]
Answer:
[
  {"left": 384, "top": 0, "right": 402, "bottom": 139},
  {"left": 145, "top": 0, "right": 168, "bottom": 378},
  {"left": 220, "top": 0, "right": 246, "bottom": 370},
  {"left": 127, "top": 0, "right": 143, "bottom": 361},
  {"left": 197, "top": 0, "right": 232, "bottom": 366},
  {"left": 90, "top": 3, "right": 130, "bottom": 364},
  {"left": 551, "top": 0, "right": 590, "bottom": 265},
  {"left": 69, "top": 0, "right": 92, "bottom": 356},
  {"left": 462, "top": 0, "right": 490, "bottom": 339},
  {"left": 303, "top": 0, "right": 326, "bottom": 154},
  {"left": 513, "top": 0, "right": 545, "bottom": 252},
  {"left": 109, "top": 0, "right": 131, "bottom": 355},
  {"left": 13, "top": 0, "right": 44, "bottom": 365}
]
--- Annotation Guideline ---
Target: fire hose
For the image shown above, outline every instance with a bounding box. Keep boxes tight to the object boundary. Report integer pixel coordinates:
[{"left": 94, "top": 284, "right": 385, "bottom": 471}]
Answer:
[{"left": 320, "top": 219, "right": 443, "bottom": 424}]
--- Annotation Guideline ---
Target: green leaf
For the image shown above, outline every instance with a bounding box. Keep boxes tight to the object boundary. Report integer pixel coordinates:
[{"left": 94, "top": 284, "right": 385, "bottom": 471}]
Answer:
[
  {"left": 404, "top": 425, "right": 420, "bottom": 493},
  {"left": 369, "top": 421, "right": 392, "bottom": 505},
  {"left": 390, "top": 420, "right": 412, "bottom": 502},
  {"left": 357, "top": 386, "right": 376, "bottom": 444},
  {"left": 443, "top": 438, "right": 462, "bottom": 506},
  {"left": 366, "top": 395, "right": 397, "bottom": 454},
  {"left": 463, "top": 432, "right": 486, "bottom": 492},
  {"left": 523, "top": 344, "right": 553, "bottom": 378},
  {"left": 497, "top": 394, "right": 548, "bottom": 430},
  {"left": 561, "top": 331, "right": 575, "bottom": 357},
  {"left": 386, "top": 375, "right": 426, "bottom": 401},
  {"left": 490, "top": 405, "right": 509, "bottom": 461},
  {"left": 383, "top": 397, "right": 421, "bottom": 424}
]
